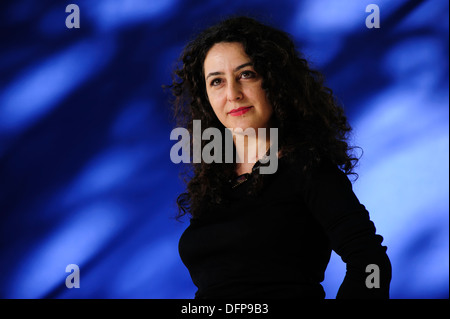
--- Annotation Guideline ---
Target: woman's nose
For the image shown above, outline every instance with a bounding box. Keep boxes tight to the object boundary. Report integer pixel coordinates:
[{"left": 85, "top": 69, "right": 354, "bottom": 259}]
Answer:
[{"left": 227, "top": 81, "right": 243, "bottom": 101}]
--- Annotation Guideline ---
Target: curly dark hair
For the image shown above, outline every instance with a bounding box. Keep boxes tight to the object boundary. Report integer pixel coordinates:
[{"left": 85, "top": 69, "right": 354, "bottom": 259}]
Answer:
[{"left": 168, "top": 16, "right": 360, "bottom": 220}]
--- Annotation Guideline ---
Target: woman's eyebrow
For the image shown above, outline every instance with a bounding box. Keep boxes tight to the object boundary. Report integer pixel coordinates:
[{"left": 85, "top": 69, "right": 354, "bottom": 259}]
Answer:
[{"left": 205, "top": 62, "right": 253, "bottom": 80}]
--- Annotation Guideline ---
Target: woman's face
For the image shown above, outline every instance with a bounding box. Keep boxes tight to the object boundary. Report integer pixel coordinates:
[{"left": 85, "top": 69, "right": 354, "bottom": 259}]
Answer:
[{"left": 203, "top": 42, "right": 273, "bottom": 131}]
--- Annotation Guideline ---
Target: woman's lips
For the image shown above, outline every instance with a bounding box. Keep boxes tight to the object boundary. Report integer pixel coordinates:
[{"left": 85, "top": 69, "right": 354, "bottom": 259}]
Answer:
[{"left": 228, "top": 106, "right": 253, "bottom": 116}]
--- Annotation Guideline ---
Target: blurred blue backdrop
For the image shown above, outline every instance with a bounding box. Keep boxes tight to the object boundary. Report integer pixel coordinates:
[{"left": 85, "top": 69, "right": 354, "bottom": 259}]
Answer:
[{"left": 0, "top": 0, "right": 448, "bottom": 299}]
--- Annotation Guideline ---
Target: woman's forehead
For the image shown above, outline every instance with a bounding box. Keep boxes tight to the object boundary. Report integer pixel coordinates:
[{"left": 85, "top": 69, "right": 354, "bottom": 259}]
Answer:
[{"left": 203, "top": 42, "right": 251, "bottom": 73}]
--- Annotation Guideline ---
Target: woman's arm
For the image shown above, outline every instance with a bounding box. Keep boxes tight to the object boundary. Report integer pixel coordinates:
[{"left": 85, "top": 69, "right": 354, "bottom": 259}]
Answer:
[{"left": 304, "top": 163, "right": 392, "bottom": 299}]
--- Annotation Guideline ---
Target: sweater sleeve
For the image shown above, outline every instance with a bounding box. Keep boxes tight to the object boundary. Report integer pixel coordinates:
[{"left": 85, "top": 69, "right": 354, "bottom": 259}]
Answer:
[{"left": 303, "top": 164, "right": 392, "bottom": 299}]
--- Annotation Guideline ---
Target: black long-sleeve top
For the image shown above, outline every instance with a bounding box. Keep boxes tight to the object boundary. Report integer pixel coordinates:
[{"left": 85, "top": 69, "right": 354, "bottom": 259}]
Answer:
[{"left": 178, "top": 157, "right": 391, "bottom": 298}]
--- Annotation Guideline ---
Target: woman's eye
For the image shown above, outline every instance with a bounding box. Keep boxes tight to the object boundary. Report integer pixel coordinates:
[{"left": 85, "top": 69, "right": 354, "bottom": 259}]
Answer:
[
  {"left": 240, "top": 70, "right": 256, "bottom": 79},
  {"left": 210, "top": 78, "right": 222, "bottom": 86}
]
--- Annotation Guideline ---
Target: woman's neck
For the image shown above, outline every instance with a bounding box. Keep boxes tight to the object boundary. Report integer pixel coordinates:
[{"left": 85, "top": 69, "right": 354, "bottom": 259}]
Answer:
[{"left": 233, "top": 129, "right": 271, "bottom": 176}]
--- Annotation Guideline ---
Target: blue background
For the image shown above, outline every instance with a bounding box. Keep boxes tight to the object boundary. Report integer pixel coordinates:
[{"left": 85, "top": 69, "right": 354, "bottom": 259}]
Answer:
[{"left": 0, "top": 0, "right": 448, "bottom": 299}]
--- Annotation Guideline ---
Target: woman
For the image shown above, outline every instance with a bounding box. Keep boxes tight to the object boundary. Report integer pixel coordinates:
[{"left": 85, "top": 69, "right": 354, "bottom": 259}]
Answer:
[{"left": 169, "top": 16, "right": 391, "bottom": 299}]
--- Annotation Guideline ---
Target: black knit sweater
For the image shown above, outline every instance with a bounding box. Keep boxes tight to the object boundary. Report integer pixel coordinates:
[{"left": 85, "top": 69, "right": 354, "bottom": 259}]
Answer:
[{"left": 178, "top": 157, "right": 391, "bottom": 299}]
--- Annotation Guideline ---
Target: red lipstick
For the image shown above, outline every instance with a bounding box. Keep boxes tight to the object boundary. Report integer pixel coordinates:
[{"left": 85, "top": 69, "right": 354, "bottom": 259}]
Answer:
[{"left": 229, "top": 106, "right": 253, "bottom": 116}]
